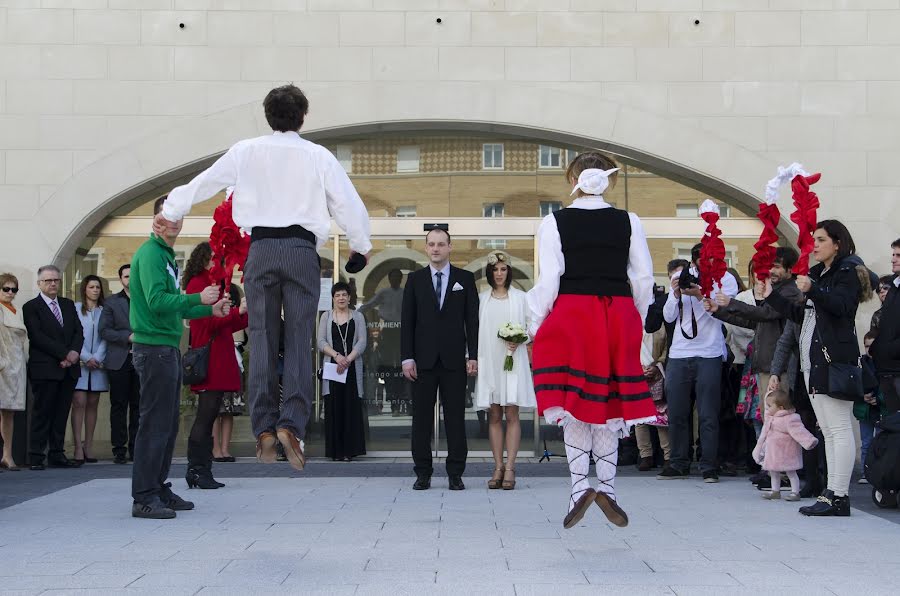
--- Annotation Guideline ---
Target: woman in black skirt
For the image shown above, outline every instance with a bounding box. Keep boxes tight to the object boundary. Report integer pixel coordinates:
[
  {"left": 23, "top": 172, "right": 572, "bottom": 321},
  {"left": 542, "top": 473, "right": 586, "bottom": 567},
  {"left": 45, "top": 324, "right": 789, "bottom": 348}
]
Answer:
[{"left": 317, "top": 282, "right": 367, "bottom": 461}]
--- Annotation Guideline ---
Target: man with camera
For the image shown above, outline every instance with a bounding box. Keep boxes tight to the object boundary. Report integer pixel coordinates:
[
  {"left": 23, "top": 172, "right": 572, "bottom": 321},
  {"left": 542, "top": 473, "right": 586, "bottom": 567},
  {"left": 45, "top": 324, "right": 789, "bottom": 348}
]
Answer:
[{"left": 658, "top": 244, "right": 738, "bottom": 482}]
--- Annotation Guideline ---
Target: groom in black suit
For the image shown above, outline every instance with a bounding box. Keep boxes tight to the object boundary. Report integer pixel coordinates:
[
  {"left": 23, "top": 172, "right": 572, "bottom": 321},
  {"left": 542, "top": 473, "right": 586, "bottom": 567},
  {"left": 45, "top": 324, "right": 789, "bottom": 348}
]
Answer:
[{"left": 401, "top": 228, "right": 479, "bottom": 491}]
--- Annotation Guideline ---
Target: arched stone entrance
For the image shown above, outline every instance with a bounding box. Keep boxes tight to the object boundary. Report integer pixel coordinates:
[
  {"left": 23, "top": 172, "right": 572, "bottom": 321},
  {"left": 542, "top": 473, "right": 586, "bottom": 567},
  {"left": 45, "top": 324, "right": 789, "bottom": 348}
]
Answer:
[{"left": 30, "top": 82, "right": 790, "bottom": 276}]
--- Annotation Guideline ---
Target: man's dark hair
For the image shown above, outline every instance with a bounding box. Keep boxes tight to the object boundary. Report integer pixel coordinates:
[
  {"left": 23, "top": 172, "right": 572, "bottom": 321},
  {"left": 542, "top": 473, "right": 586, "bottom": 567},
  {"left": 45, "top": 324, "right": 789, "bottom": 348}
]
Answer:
[
  {"left": 892, "top": 238, "right": 900, "bottom": 249},
  {"left": 153, "top": 195, "right": 167, "bottom": 215},
  {"left": 263, "top": 85, "right": 309, "bottom": 132},
  {"left": 667, "top": 259, "right": 690, "bottom": 275},
  {"left": 774, "top": 246, "right": 799, "bottom": 272},
  {"left": 690, "top": 243, "right": 703, "bottom": 264},
  {"left": 426, "top": 228, "right": 451, "bottom": 244},
  {"left": 117, "top": 264, "right": 131, "bottom": 278}
]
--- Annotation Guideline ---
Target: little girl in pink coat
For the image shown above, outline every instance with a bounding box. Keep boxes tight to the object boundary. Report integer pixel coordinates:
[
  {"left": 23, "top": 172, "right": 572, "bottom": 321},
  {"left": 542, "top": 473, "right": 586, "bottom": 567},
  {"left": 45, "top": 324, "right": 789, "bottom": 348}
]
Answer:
[{"left": 752, "top": 388, "right": 819, "bottom": 501}]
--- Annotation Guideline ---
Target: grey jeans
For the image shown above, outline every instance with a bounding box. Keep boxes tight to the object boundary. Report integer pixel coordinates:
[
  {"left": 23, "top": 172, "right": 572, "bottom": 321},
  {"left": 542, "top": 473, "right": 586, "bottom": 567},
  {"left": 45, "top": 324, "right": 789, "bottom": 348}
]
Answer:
[
  {"left": 131, "top": 344, "right": 181, "bottom": 505},
  {"left": 666, "top": 356, "right": 723, "bottom": 474}
]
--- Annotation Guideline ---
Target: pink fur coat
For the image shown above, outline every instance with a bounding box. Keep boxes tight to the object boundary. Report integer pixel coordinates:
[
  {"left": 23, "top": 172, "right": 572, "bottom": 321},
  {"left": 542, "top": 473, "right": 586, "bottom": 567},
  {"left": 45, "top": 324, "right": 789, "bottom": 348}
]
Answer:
[{"left": 752, "top": 409, "right": 819, "bottom": 472}]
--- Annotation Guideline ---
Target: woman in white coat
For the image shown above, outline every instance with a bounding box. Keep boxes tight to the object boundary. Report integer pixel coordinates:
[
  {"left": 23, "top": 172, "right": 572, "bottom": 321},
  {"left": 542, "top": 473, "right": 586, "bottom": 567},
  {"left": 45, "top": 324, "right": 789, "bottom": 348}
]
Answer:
[
  {"left": 0, "top": 273, "right": 28, "bottom": 471},
  {"left": 72, "top": 275, "right": 108, "bottom": 465},
  {"left": 475, "top": 252, "right": 536, "bottom": 490}
]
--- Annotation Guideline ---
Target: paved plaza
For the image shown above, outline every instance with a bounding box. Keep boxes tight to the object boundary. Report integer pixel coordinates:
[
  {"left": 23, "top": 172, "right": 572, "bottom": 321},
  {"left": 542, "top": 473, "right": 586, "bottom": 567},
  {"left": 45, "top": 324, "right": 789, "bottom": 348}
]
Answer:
[{"left": 2, "top": 464, "right": 900, "bottom": 596}]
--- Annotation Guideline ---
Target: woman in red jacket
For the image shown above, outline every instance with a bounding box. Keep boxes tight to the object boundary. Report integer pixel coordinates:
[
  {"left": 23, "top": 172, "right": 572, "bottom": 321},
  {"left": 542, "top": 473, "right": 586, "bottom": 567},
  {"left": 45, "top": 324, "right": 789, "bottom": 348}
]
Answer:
[{"left": 183, "top": 242, "right": 249, "bottom": 489}]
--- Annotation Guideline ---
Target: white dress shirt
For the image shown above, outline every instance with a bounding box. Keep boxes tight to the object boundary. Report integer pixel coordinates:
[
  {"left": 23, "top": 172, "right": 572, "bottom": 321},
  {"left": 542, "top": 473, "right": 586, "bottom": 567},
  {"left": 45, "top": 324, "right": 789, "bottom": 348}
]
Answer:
[
  {"left": 663, "top": 268, "right": 739, "bottom": 360},
  {"left": 162, "top": 131, "right": 372, "bottom": 254},
  {"left": 526, "top": 197, "right": 654, "bottom": 337}
]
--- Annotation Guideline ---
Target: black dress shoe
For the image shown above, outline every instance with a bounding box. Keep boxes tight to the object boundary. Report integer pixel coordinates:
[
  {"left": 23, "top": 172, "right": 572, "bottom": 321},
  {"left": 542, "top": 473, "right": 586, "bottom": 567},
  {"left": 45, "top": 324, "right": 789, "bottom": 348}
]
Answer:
[
  {"left": 113, "top": 454, "right": 128, "bottom": 465},
  {"left": 48, "top": 458, "right": 81, "bottom": 468},
  {"left": 29, "top": 463, "right": 46, "bottom": 471},
  {"left": 448, "top": 476, "right": 465, "bottom": 491},
  {"left": 413, "top": 476, "right": 431, "bottom": 490}
]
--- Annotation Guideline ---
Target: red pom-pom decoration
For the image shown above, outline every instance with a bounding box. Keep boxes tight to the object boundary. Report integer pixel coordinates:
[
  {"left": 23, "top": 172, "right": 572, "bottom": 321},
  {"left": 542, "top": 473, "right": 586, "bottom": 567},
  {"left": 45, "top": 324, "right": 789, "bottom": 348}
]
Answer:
[
  {"left": 208, "top": 191, "right": 250, "bottom": 286},
  {"left": 789, "top": 172, "right": 821, "bottom": 276}
]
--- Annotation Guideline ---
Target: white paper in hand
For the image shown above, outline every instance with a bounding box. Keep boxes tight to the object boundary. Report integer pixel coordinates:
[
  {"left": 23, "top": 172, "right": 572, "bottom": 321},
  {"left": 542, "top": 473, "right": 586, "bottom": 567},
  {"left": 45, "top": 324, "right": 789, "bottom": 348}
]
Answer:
[{"left": 323, "top": 362, "right": 348, "bottom": 384}]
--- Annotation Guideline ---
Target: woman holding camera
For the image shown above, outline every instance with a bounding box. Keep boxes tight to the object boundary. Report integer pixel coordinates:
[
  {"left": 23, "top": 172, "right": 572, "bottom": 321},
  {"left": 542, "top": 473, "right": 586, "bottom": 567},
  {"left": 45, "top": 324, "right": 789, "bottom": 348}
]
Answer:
[{"left": 765, "top": 220, "right": 876, "bottom": 516}]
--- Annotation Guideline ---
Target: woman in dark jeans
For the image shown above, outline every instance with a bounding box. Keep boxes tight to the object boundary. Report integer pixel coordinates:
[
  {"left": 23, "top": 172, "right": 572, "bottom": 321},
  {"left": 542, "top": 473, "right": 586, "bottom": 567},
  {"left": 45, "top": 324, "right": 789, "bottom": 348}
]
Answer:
[
  {"left": 183, "top": 242, "right": 249, "bottom": 489},
  {"left": 765, "top": 220, "right": 876, "bottom": 516}
]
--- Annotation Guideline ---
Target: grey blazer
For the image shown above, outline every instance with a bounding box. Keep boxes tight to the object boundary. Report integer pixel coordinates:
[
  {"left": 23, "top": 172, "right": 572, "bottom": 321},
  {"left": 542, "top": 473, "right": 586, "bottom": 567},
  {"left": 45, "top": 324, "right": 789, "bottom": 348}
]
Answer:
[
  {"left": 317, "top": 309, "right": 367, "bottom": 397},
  {"left": 98, "top": 292, "right": 132, "bottom": 371}
]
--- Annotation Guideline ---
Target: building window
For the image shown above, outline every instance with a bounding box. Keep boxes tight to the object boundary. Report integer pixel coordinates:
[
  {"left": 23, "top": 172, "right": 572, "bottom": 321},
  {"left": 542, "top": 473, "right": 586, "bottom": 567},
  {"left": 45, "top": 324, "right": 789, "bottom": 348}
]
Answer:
[
  {"left": 332, "top": 144, "right": 352, "bottom": 173},
  {"left": 565, "top": 148, "right": 580, "bottom": 165},
  {"left": 539, "top": 201, "right": 563, "bottom": 217},
  {"left": 676, "top": 246, "right": 737, "bottom": 269},
  {"left": 483, "top": 144, "right": 504, "bottom": 170},
  {"left": 480, "top": 203, "right": 506, "bottom": 248},
  {"left": 395, "top": 205, "right": 416, "bottom": 218},
  {"left": 397, "top": 146, "right": 420, "bottom": 173},
  {"left": 676, "top": 204, "right": 698, "bottom": 218},
  {"left": 719, "top": 204, "right": 732, "bottom": 218},
  {"left": 539, "top": 145, "right": 562, "bottom": 169}
]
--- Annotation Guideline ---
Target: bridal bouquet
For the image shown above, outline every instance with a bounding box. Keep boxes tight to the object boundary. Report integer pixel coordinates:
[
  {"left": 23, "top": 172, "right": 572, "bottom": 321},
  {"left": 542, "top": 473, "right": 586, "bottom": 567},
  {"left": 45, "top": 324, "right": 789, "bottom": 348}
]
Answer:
[{"left": 498, "top": 322, "right": 529, "bottom": 371}]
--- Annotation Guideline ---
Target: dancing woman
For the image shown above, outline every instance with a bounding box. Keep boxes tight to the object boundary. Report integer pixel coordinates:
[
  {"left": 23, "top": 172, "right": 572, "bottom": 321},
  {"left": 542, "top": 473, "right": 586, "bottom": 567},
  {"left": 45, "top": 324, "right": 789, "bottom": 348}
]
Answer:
[{"left": 527, "top": 152, "right": 657, "bottom": 529}]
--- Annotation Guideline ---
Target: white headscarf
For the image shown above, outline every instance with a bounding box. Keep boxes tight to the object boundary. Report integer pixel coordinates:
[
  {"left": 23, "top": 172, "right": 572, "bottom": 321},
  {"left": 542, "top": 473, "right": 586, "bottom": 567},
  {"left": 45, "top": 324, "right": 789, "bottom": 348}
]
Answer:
[{"left": 570, "top": 167, "right": 619, "bottom": 197}]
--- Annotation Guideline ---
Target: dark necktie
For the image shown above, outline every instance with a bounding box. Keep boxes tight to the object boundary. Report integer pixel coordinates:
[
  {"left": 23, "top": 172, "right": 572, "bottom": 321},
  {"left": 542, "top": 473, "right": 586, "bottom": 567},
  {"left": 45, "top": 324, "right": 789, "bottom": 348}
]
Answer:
[{"left": 434, "top": 272, "right": 443, "bottom": 308}]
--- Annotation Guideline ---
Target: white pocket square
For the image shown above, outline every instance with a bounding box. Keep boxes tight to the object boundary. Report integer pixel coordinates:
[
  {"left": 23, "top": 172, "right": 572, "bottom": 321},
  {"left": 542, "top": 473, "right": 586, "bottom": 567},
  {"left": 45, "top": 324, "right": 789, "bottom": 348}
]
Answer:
[{"left": 452, "top": 282, "right": 464, "bottom": 291}]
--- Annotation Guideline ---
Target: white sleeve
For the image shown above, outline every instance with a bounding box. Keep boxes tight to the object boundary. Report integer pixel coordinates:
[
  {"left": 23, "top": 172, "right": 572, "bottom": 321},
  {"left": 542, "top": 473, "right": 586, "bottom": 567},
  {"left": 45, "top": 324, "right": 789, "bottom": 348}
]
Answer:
[
  {"left": 162, "top": 147, "right": 239, "bottom": 221},
  {"left": 627, "top": 213, "right": 654, "bottom": 324},
  {"left": 713, "top": 270, "right": 740, "bottom": 301},
  {"left": 323, "top": 151, "right": 372, "bottom": 255},
  {"left": 526, "top": 215, "right": 564, "bottom": 337}
]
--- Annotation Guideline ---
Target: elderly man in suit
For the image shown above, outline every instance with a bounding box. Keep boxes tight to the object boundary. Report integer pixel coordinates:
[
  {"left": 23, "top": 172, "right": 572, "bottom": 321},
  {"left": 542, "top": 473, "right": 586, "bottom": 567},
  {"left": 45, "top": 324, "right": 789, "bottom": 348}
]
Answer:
[
  {"left": 22, "top": 265, "right": 84, "bottom": 470},
  {"left": 99, "top": 264, "right": 141, "bottom": 465},
  {"left": 401, "top": 228, "right": 479, "bottom": 491}
]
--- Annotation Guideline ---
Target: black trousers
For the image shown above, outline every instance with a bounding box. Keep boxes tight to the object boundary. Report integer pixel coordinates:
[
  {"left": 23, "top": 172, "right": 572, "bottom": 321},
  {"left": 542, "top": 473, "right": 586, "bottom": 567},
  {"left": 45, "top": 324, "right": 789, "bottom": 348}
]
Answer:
[
  {"left": 108, "top": 355, "right": 141, "bottom": 458},
  {"left": 411, "top": 364, "right": 468, "bottom": 478},
  {"left": 28, "top": 377, "right": 76, "bottom": 465},
  {"left": 881, "top": 375, "right": 900, "bottom": 413},
  {"left": 187, "top": 391, "right": 223, "bottom": 470}
]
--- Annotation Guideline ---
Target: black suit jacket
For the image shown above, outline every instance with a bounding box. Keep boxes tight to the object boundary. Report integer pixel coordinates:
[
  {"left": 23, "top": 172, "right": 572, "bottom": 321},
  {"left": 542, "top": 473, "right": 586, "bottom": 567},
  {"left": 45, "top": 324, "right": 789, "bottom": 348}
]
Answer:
[
  {"left": 401, "top": 265, "right": 479, "bottom": 371},
  {"left": 98, "top": 291, "right": 132, "bottom": 371},
  {"left": 22, "top": 295, "right": 84, "bottom": 382},
  {"left": 872, "top": 279, "right": 900, "bottom": 375}
]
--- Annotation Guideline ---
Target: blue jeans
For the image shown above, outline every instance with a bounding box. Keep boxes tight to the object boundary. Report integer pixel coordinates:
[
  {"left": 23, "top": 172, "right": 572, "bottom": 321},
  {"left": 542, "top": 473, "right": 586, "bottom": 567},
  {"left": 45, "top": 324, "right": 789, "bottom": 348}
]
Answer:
[
  {"left": 666, "top": 357, "right": 723, "bottom": 473},
  {"left": 859, "top": 419, "right": 878, "bottom": 472},
  {"left": 131, "top": 344, "right": 182, "bottom": 505}
]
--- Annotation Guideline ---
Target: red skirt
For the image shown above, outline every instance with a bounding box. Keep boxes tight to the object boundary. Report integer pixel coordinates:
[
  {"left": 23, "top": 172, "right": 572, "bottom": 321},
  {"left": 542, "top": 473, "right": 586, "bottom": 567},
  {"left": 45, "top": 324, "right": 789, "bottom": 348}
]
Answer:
[{"left": 532, "top": 295, "right": 656, "bottom": 425}]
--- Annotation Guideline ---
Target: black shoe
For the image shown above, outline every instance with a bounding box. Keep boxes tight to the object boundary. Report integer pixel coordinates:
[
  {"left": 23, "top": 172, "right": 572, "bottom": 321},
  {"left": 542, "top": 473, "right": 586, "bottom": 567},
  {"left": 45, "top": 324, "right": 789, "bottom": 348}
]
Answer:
[
  {"left": 718, "top": 463, "right": 738, "bottom": 477},
  {"left": 48, "top": 458, "right": 80, "bottom": 468},
  {"left": 127, "top": 455, "right": 134, "bottom": 462},
  {"left": 113, "top": 454, "right": 128, "bottom": 465},
  {"left": 132, "top": 500, "right": 176, "bottom": 520},
  {"left": 29, "top": 463, "right": 46, "bottom": 471},
  {"left": 637, "top": 457, "right": 654, "bottom": 472},
  {"left": 657, "top": 466, "right": 689, "bottom": 480},
  {"left": 756, "top": 476, "right": 791, "bottom": 491},
  {"left": 161, "top": 483, "right": 195, "bottom": 511},
  {"left": 448, "top": 476, "right": 465, "bottom": 491},
  {"left": 799, "top": 482, "right": 821, "bottom": 499},
  {"left": 185, "top": 467, "right": 224, "bottom": 490},
  {"left": 413, "top": 476, "right": 431, "bottom": 490},
  {"left": 749, "top": 471, "right": 767, "bottom": 484},
  {"left": 703, "top": 471, "right": 719, "bottom": 483},
  {"left": 800, "top": 490, "right": 850, "bottom": 517}
]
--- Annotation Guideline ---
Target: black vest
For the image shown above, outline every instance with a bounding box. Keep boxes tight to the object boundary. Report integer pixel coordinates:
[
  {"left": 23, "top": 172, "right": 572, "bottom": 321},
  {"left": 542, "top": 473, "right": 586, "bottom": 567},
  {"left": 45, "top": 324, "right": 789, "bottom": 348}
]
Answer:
[{"left": 555, "top": 207, "right": 632, "bottom": 297}]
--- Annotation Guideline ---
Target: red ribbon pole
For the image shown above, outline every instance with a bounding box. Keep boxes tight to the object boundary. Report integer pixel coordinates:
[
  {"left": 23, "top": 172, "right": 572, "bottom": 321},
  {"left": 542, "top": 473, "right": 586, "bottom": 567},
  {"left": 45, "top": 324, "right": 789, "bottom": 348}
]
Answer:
[
  {"left": 208, "top": 194, "right": 250, "bottom": 287},
  {"left": 789, "top": 173, "right": 821, "bottom": 276},
  {"left": 698, "top": 211, "right": 727, "bottom": 298}
]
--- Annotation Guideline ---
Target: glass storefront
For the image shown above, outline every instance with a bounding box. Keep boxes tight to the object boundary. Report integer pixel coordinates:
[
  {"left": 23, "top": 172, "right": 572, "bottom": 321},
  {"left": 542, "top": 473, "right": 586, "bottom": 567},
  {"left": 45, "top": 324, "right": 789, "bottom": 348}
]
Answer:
[{"left": 63, "top": 131, "right": 771, "bottom": 458}]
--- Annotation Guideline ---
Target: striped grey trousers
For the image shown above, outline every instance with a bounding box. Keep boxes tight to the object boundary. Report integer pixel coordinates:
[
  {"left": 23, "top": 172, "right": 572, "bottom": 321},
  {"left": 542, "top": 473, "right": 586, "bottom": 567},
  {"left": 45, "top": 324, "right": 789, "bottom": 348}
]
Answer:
[{"left": 243, "top": 237, "right": 320, "bottom": 439}]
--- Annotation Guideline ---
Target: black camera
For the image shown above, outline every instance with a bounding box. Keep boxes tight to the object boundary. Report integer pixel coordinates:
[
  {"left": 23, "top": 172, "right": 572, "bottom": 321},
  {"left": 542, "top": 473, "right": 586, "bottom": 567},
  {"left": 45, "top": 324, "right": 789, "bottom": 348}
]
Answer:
[{"left": 678, "top": 267, "right": 700, "bottom": 291}]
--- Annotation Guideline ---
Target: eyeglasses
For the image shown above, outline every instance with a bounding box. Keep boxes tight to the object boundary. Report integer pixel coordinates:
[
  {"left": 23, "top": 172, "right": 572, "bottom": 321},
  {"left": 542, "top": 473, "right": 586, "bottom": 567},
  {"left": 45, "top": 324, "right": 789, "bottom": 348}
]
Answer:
[
  {"left": 880, "top": 285, "right": 892, "bottom": 292},
  {"left": 39, "top": 279, "right": 60, "bottom": 284},
  {"left": 1, "top": 287, "right": 18, "bottom": 294}
]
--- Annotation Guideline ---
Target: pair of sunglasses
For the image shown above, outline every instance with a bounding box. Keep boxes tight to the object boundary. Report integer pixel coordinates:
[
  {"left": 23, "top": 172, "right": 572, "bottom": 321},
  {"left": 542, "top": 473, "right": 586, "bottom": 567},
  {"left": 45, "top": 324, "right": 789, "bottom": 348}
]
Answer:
[{"left": 1, "top": 287, "right": 18, "bottom": 294}]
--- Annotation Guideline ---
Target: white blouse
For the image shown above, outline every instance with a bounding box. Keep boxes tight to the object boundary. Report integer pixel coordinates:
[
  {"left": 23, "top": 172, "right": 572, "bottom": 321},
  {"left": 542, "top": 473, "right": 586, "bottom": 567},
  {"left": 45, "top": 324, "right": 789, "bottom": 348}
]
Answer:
[{"left": 526, "top": 197, "right": 654, "bottom": 336}]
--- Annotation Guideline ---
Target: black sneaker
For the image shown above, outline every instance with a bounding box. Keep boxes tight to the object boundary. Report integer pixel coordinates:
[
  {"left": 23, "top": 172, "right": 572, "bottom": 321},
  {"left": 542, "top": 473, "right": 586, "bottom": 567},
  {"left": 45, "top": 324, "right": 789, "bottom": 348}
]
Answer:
[
  {"left": 657, "top": 466, "right": 689, "bottom": 480},
  {"left": 132, "top": 500, "right": 175, "bottom": 519},
  {"left": 703, "top": 470, "right": 719, "bottom": 483},
  {"left": 161, "top": 482, "right": 195, "bottom": 511},
  {"left": 113, "top": 454, "right": 127, "bottom": 465}
]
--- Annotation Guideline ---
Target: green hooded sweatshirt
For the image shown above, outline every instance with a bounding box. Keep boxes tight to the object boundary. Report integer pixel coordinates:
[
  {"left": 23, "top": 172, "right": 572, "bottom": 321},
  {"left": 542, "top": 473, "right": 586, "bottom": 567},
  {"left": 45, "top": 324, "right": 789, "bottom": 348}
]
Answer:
[{"left": 129, "top": 234, "right": 212, "bottom": 348}]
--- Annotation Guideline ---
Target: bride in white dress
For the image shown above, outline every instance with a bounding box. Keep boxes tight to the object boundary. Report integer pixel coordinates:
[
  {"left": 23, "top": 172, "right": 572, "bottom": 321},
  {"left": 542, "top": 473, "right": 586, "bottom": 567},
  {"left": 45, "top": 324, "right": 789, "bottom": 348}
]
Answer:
[{"left": 474, "top": 252, "right": 536, "bottom": 490}]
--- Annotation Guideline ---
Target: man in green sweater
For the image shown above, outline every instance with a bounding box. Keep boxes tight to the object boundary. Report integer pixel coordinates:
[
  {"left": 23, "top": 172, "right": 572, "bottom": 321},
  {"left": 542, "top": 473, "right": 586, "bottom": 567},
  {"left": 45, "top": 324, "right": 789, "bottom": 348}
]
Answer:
[{"left": 130, "top": 196, "right": 228, "bottom": 519}]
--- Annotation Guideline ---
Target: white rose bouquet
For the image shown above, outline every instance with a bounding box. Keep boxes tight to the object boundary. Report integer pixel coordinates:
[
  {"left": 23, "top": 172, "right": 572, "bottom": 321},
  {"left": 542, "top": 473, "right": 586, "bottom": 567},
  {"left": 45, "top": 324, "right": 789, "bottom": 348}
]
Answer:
[{"left": 497, "top": 322, "right": 529, "bottom": 371}]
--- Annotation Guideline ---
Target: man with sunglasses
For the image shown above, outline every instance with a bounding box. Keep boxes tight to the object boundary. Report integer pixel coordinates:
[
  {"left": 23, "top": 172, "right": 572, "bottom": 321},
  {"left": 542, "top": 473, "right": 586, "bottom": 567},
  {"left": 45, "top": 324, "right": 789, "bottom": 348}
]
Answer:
[
  {"left": 22, "top": 265, "right": 84, "bottom": 470},
  {"left": 871, "top": 239, "right": 900, "bottom": 413}
]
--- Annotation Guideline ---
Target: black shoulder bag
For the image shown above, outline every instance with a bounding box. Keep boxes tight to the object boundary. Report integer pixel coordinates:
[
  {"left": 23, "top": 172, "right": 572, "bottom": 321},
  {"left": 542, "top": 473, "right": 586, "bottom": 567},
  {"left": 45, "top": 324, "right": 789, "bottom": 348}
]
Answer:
[
  {"left": 814, "top": 324, "right": 863, "bottom": 401},
  {"left": 183, "top": 331, "right": 216, "bottom": 386}
]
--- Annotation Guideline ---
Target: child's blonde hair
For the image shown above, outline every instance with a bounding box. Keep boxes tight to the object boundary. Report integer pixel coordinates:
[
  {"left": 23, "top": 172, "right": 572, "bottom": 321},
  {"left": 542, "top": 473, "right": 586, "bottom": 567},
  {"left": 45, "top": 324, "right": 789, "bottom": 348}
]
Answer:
[{"left": 767, "top": 387, "right": 793, "bottom": 411}]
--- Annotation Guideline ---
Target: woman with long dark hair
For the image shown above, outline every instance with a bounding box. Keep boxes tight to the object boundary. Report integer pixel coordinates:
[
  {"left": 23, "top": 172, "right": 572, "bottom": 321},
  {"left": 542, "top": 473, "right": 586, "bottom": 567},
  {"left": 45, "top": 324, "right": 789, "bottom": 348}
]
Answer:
[
  {"left": 182, "top": 242, "right": 248, "bottom": 488},
  {"left": 766, "top": 219, "right": 876, "bottom": 516},
  {"left": 72, "top": 275, "right": 107, "bottom": 464}
]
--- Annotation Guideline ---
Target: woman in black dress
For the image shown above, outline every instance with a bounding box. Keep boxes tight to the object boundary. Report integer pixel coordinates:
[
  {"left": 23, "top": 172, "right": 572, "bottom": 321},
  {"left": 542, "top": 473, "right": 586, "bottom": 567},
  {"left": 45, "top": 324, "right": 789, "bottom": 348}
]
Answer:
[{"left": 317, "top": 282, "right": 367, "bottom": 461}]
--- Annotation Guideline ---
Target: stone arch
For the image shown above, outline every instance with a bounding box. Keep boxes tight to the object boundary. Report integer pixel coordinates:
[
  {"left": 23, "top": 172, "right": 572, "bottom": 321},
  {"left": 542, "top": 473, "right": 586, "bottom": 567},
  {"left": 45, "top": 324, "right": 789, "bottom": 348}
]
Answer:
[{"left": 35, "top": 82, "right": 790, "bottom": 269}]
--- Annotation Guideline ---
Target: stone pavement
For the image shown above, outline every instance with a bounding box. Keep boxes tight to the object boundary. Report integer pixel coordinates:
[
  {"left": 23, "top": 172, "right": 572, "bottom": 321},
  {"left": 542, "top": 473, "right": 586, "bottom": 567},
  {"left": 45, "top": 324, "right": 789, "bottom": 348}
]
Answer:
[{"left": 1, "top": 472, "right": 900, "bottom": 595}]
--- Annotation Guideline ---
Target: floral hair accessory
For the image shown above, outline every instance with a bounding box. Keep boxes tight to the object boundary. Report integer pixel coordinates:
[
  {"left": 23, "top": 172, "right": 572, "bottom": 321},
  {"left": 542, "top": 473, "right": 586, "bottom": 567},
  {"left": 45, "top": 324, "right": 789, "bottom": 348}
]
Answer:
[{"left": 487, "top": 253, "right": 507, "bottom": 265}]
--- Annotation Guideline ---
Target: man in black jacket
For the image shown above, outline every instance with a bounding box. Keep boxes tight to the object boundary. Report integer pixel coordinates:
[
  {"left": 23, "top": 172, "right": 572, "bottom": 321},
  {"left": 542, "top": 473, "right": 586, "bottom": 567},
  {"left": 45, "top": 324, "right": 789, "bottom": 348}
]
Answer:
[
  {"left": 872, "top": 238, "right": 900, "bottom": 412},
  {"left": 22, "top": 265, "right": 84, "bottom": 470},
  {"left": 401, "top": 228, "right": 479, "bottom": 491}
]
